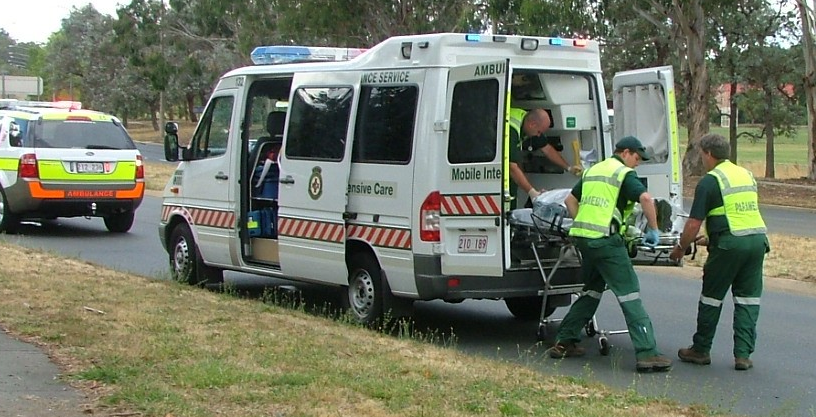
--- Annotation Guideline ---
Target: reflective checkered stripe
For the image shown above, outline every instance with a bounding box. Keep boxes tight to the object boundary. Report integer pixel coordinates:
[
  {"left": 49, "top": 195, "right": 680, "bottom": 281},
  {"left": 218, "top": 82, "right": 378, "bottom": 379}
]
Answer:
[
  {"left": 278, "top": 217, "right": 344, "bottom": 243},
  {"left": 347, "top": 224, "right": 411, "bottom": 250},
  {"left": 161, "top": 204, "right": 235, "bottom": 229},
  {"left": 441, "top": 194, "right": 501, "bottom": 216}
]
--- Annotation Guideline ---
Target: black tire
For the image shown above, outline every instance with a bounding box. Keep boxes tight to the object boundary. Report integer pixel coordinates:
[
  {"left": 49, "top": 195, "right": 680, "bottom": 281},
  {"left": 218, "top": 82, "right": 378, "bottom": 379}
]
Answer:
[
  {"left": 104, "top": 210, "right": 135, "bottom": 233},
  {"left": 344, "top": 253, "right": 384, "bottom": 326},
  {"left": 0, "top": 187, "right": 20, "bottom": 234},
  {"left": 504, "top": 296, "right": 555, "bottom": 321},
  {"left": 168, "top": 223, "right": 223, "bottom": 287}
]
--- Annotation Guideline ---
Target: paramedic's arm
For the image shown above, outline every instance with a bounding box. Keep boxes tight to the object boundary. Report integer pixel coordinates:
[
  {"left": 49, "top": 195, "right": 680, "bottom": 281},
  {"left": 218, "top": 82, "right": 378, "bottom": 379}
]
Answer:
[
  {"left": 510, "top": 161, "right": 540, "bottom": 198},
  {"left": 565, "top": 193, "right": 579, "bottom": 219},
  {"left": 670, "top": 218, "right": 704, "bottom": 261},
  {"left": 541, "top": 144, "right": 582, "bottom": 175},
  {"left": 638, "top": 191, "right": 659, "bottom": 231}
]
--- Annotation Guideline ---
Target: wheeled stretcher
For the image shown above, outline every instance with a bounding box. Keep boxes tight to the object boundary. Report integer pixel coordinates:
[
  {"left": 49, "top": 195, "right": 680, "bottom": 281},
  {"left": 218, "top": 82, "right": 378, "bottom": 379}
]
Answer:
[{"left": 509, "top": 202, "right": 628, "bottom": 355}]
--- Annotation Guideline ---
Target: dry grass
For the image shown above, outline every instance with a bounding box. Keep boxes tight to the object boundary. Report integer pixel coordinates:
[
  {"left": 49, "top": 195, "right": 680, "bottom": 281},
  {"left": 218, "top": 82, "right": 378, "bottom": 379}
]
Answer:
[
  {"left": 0, "top": 242, "right": 714, "bottom": 417},
  {"left": 144, "top": 161, "right": 177, "bottom": 192}
]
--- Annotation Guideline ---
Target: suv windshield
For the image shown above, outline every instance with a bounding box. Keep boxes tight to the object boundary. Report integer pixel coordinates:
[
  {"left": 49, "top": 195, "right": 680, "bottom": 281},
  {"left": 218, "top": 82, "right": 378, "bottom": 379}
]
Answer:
[{"left": 29, "top": 119, "right": 136, "bottom": 150}]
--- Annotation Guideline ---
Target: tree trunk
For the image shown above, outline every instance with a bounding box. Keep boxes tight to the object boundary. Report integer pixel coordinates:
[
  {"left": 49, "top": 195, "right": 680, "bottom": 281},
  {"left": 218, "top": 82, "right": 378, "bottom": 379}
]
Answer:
[
  {"left": 149, "top": 102, "right": 159, "bottom": 132},
  {"left": 798, "top": 0, "right": 816, "bottom": 180},
  {"left": 764, "top": 88, "right": 775, "bottom": 179},
  {"left": 186, "top": 92, "right": 198, "bottom": 123},
  {"left": 729, "top": 81, "right": 739, "bottom": 163},
  {"left": 675, "top": 0, "right": 709, "bottom": 176}
]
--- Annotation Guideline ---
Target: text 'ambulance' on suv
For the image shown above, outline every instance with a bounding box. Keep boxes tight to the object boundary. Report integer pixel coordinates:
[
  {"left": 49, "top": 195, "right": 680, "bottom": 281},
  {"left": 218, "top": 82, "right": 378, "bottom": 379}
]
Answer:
[{"left": 0, "top": 100, "right": 144, "bottom": 233}]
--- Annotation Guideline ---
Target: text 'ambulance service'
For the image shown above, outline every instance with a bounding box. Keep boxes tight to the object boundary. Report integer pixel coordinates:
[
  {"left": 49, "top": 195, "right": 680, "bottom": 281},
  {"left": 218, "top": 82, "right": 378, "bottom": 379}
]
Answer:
[{"left": 159, "top": 33, "right": 682, "bottom": 328}]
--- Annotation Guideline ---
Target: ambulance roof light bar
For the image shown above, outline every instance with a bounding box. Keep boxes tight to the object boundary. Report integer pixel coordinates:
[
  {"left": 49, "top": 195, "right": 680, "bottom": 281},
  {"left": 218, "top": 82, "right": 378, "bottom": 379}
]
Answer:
[
  {"left": 250, "top": 45, "right": 367, "bottom": 65},
  {"left": 6, "top": 100, "right": 83, "bottom": 110}
]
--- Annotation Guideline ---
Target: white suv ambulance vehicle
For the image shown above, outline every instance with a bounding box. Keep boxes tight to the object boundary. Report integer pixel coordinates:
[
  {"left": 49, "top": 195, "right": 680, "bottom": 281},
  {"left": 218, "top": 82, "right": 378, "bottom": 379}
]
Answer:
[
  {"left": 0, "top": 101, "right": 145, "bottom": 233},
  {"left": 160, "top": 33, "right": 681, "bottom": 324}
]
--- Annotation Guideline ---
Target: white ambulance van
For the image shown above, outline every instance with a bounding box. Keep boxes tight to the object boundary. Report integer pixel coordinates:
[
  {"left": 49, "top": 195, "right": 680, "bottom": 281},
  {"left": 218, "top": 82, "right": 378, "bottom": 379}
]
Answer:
[{"left": 159, "top": 33, "right": 681, "bottom": 325}]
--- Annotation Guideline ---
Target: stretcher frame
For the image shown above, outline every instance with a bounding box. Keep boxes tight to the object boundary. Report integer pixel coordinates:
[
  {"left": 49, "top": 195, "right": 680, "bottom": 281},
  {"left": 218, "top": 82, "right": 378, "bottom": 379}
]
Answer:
[{"left": 518, "top": 208, "right": 629, "bottom": 355}]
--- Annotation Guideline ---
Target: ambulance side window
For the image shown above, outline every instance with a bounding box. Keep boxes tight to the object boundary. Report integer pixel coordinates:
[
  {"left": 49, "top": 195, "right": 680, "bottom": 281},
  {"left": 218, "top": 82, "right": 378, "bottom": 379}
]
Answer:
[
  {"left": 448, "top": 79, "right": 498, "bottom": 164},
  {"left": 285, "top": 87, "right": 352, "bottom": 161},
  {"left": 352, "top": 85, "right": 417, "bottom": 164},
  {"left": 191, "top": 96, "right": 234, "bottom": 159}
]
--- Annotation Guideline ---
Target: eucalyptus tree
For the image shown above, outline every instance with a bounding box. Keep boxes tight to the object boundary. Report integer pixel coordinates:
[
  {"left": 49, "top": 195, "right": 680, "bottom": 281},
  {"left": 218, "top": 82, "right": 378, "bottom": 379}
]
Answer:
[
  {"left": 741, "top": 45, "right": 802, "bottom": 178},
  {"left": 710, "top": 0, "right": 797, "bottom": 164},
  {"left": 797, "top": 0, "right": 816, "bottom": 180},
  {"left": 275, "top": 0, "right": 475, "bottom": 46},
  {"left": 44, "top": 5, "right": 121, "bottom": 111}
]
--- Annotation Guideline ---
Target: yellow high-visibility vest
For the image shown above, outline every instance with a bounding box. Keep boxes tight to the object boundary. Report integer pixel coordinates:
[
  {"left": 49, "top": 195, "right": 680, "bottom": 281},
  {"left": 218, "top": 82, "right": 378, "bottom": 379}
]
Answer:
[
  {"left": 707, "top": 161, "right": 766, "bottom": 236},
  {"left": 570, "top": 157, "right": 632, "bottom": 239}
]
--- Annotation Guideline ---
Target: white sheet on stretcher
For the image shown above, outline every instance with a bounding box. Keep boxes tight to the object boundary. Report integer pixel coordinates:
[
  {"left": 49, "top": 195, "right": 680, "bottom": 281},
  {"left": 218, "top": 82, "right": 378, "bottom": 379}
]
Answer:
[{"left": 509, "top": 189, "right": 574, "bottom": 232}]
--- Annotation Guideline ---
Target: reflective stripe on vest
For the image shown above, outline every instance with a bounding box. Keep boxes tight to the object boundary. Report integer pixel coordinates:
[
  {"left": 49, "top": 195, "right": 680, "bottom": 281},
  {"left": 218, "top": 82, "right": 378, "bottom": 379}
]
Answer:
[
  {"left": 569, "top": 157, "right": 631, "bottom": 238},
  {"left": 707, "top": 161, "right": 766, "bottom": 236},
  {"left": 508, "top": 107, "right": 527, "bottom": 146}
]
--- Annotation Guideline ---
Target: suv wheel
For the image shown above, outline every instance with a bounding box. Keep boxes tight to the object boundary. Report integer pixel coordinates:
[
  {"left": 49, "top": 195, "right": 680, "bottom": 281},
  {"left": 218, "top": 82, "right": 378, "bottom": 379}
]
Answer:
[
  {"left": 104, "top": 210, "right": 135, "bottom": 233},
  {"left": 0, "top": 188, "right": 20, "bottom": 234}
]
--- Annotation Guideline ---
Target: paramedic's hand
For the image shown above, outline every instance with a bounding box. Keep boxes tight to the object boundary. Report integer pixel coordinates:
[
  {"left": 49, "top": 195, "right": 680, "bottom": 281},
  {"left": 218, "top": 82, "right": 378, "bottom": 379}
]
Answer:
[
  {"left": 527, "top": 188, "right": 541, "bottom": 200},
  {"left": 568, "top": 165, "right": 583, "bottom": 176},
  {"left": 642, "top": 228, "right": 660, "bottom": 248}
]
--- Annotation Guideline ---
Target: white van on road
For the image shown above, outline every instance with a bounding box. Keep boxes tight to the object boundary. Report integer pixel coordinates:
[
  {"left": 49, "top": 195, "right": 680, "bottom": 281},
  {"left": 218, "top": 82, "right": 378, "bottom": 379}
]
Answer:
[{"left": 159, "top": 33, "right": 681, "bottom": 325}]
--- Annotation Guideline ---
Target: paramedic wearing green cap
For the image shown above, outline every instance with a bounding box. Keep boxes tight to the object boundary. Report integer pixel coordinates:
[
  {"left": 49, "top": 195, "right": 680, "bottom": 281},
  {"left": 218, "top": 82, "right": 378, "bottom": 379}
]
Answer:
[
  {"left": 549, "top": 136, "right": 673, "bottom": 373},
  {"left": 670, "top": 133, "right": 769, "bottom": 371},
  {"left": 508, "top": 107, "right": 582, "bottom": 208}
]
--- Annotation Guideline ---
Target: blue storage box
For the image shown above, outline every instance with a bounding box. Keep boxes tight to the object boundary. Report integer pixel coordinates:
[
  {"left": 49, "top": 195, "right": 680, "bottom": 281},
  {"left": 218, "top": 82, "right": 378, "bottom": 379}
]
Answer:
[
  {"left": 247, "top": 208, "right": 277, "bottom": 238},
  {"left": 247, "top": 210, "right": 262, "bottom": 237},
  {"left": 252, "top": 165, "right": 279, "bottom": 199}
]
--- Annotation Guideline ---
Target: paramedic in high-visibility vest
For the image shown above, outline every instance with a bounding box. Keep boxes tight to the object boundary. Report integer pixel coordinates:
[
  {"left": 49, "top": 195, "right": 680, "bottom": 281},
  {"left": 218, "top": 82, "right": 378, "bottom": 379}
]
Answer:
[
  {"left": 508, "top": 107, "right": 582, "bottom": 207},
  {"left": 669, "top": 133, "right": 769, "bottom": 371},
  {"left": 549, "top": 135, "right": 673, "bottom": 373}
]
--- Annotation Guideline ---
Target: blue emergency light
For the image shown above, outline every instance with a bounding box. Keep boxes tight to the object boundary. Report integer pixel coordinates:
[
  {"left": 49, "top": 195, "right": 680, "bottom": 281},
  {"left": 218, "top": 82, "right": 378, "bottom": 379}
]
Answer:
[{"left": 250, "top": 45, "right": 366, "bottom": 65}]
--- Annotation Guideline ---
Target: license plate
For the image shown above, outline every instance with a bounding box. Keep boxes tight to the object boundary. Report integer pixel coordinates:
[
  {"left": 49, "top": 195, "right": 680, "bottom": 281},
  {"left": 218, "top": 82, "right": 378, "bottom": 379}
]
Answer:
[
  {"left": 76, "top": 162, "right": 104, "bottom": 173},
  {"left": 458, "top": 235, "right": 488, "bottom": 253}
]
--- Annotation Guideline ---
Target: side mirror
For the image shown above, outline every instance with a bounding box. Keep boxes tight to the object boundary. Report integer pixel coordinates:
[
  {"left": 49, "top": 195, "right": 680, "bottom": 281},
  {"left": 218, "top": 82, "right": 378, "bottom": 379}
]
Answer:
[
  {"left": 163, "top": 122, "right": 180, "bottom": 162},
  {"left": 8, "top": 121, "right": 22, "bottom": 147}
]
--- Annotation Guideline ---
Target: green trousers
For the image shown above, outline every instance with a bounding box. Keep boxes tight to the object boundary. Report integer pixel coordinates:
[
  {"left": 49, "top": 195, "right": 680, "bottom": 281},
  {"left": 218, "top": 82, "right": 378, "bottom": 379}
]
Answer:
[
  {"left": 692, "top": 233, "right": 768, "bottom": 359},
  {"left": 555, "top": 234, "right": 662, "bottom": 360}
]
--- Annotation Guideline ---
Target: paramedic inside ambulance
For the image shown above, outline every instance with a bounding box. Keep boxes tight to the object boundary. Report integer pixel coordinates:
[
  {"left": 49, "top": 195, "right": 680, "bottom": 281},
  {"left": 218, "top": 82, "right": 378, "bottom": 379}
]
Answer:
[{"left": 508, "top": 107, "right": 583, "bottom": 207}]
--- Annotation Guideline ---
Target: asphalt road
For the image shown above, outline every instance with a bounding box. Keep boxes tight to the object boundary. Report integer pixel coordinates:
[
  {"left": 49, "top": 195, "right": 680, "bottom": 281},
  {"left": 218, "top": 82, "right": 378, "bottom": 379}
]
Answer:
[{"left": 5, "top": 147, "right": 816, "bottom": 416}]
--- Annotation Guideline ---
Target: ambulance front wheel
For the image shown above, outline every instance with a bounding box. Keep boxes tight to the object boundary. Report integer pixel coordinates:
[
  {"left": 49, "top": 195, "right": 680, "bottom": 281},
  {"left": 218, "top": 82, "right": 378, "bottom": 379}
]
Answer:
[
  {"left": 0, "top": 187, "right": 20, "bottom": 234},
  {"left": 344, "top": 253, "right": 384, "bottom": 327},
  {"left": 168, "top": 223, "right": 224, "bottom": 287},
  {"left": 104, "top": 210, "right": 135, "bottom": 233}
]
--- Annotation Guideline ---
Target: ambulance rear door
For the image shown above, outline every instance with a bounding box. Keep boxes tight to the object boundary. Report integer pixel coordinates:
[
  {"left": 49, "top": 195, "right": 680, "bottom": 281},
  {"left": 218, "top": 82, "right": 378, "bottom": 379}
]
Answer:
[
  {"left": 439, "top": 59, "right": 508, "bottom": 277},
  {"left": 277, "top": 71, "right": 359, "bottom": 285},
  {"left": 612, "top": 66, "right": 682, "bottom": 207}
]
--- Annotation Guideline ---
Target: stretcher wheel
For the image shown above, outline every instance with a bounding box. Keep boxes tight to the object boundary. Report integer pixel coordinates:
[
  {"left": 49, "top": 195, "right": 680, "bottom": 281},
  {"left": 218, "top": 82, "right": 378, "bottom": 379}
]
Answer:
[
  {"left": 585, "top": 320, "right": 597, "bottom": 337},
  {"left": 536, "top": 324, "right": 547, "bottom": 341},
  {"left": 599, "top": 337, "right": 610, "bottom": 356}
]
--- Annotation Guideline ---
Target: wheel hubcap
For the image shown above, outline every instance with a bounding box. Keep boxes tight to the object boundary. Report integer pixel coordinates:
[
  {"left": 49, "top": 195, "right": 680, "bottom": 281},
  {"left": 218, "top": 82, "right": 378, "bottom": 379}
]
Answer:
[
  {"left": 349, "top": 270, "right": 375, "bottom": 319},
  {"left": 173, "top": 238, "right": 191, "bottom": 278}
]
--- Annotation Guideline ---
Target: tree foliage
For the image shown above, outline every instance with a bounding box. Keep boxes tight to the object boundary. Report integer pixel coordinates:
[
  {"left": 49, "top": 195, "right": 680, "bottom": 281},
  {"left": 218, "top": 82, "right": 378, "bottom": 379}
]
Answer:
[{"left": 1, "top": 0, "right": 812, "bottom": 178}]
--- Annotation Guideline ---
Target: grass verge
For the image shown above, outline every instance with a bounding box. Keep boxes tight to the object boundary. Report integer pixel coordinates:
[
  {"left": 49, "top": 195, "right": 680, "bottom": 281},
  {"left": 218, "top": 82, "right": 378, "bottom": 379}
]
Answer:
[{"left": 0, "top": 242, "right": 715, "bottom": 417}]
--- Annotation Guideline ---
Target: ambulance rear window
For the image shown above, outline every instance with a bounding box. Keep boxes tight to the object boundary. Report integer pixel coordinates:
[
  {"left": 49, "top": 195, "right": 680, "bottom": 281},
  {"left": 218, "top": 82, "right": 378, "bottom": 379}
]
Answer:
[
  {"left": 33, "top": 119, "right": 136, "bottom": 150},
  {"left": 448, "top": 79, "right": 499, "bottom": 164}
]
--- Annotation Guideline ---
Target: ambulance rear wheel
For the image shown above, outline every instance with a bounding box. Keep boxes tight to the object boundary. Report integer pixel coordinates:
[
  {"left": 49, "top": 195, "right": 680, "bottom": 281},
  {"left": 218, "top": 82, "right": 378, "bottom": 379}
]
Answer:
[
  {"left": 0, "top": 187, "right": 19, "bottom": 234},
  {"left": 344, "top": 253, "right": 384, "bottom": 327},
  {"left": 104, "top": 210, "right": 135, "bottom": 233},
  {"left": 168, "top": 223, "right": 223, "bottom": 287}
]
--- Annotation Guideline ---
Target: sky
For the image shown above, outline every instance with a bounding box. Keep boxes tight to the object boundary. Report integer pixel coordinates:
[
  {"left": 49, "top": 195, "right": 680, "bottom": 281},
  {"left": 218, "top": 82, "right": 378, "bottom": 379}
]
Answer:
[{"left": 1, "top": 0, "right": 123, "bottom": 44}]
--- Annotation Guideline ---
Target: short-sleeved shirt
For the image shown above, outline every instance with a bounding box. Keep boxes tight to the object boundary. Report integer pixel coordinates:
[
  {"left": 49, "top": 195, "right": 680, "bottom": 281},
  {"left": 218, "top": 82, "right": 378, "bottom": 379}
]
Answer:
[
  {"left": 570, "top": 155, "right": 647, "bottom": 216},
  {"left": 509, "top": 126, "right": 562, "bottom": 164},
  {"left": 688, "top": 171, "right": 729, "bottom": 235}
]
